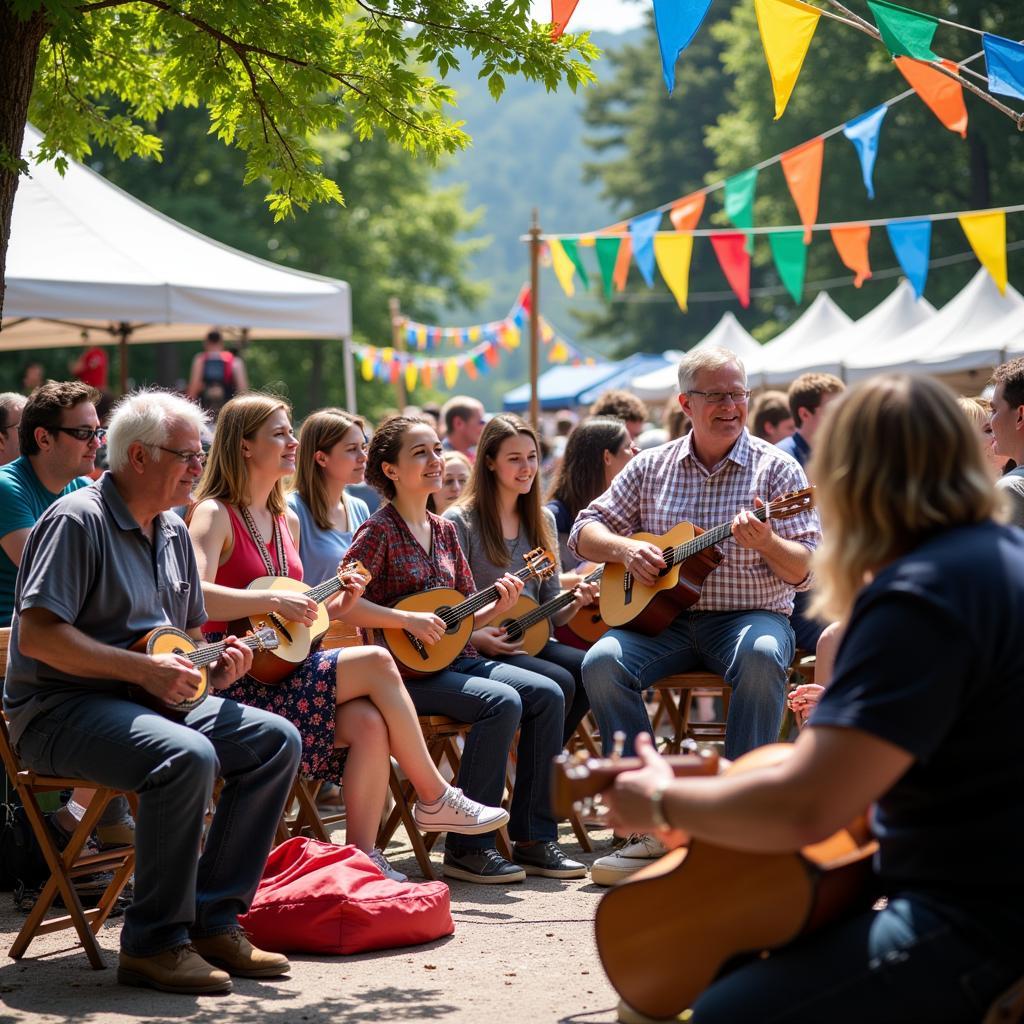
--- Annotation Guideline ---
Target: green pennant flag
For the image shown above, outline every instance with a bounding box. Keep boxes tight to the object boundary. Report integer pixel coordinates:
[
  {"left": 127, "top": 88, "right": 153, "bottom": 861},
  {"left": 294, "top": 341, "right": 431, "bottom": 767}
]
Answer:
[
  {"left": 768, "top": 230, "right": 808, "bottom": 303},
  {"left": 724, "top": 168, "right": 758, "bottom": 254},
  {"left": 561, "top": 238, "right": 590, "bottom": 290},
  {"left": 867, "top": 0, "right": 938, "bottom": 61},
  {"left": 595, "top": 237, "right": 621, "bottom": 298}
]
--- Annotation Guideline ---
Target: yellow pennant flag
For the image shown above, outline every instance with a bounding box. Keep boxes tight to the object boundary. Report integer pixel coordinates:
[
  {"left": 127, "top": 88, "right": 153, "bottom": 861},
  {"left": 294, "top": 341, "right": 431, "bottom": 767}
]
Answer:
[
  {"left": 549, "top": 340, "right": 569, "bottom": 363},
  {"left": 548, "top": 239, "right": 577, "bottom": 297},
  {"left": 653, "top": 234, "right": 695, "bottom": 312},
  {"left": 754, "top": 0, "right": 821, "bottom": 119},
  {"left": 504, "top": 323, "right": 521, "bottom": 349},
  {"left": 360, "top": 352, "right": 375, "bottom": 381},
  {"left": 404, "top": 362, "right": 418, "bottom": 393},
  {"left": 443, "top": 359, "right": 459, "bottom": 389},
  {"left": 959, "top": 210, "right": 1007, "bottom": 294}
]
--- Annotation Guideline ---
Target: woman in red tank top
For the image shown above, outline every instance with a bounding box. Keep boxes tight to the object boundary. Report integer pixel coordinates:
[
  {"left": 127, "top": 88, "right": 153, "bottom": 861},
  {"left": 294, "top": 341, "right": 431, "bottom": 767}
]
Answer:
[{"left": 188, "top": 394, "right": 507, "bottom": 880}]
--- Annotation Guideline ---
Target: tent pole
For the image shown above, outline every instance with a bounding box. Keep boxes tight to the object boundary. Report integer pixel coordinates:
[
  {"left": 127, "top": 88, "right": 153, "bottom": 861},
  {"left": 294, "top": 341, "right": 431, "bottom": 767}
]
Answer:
[
  {"left": 342, "top": 333, "right": 357, "bottom": 414},
  {"left": 389, "top": 296, "right": 408, "bottom": 410},
  {"left": 528, "top": 208, "right": 541, "bottom": 431},
  {"left": 117, "top": 322, "right": 131, "bottom": 395}
]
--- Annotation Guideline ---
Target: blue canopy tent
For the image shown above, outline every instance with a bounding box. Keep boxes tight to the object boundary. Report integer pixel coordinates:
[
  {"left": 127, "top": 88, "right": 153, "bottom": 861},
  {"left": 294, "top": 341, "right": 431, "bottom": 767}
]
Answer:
[{"left": 576, "top": 353, "right": 677, "bottom": 406}]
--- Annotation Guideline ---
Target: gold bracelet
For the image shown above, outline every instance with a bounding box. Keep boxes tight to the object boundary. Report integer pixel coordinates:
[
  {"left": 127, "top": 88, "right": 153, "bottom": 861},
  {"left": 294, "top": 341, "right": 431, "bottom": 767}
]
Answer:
[{"left": 650, "top": 780, "right": 672, "bottom": 832}]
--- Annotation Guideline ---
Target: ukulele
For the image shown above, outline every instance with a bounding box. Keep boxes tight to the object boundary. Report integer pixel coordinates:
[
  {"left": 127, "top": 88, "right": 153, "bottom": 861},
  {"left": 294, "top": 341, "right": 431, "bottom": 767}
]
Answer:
[
  {"left": 497, "top": 565, "right": 604, "bottom": 657},
  {"left": 566, "top": 562, "right": 609, "bottom": 644},
  {"left": 556, "top": 743, "right": 877, "bottom": 1021},
  {"left": 130, "top": 624, "right": 279, "bottom": 717},
  {"left": 229, "top": 560, "right": 371, "bottom": 685},
  {"left": 600, "top": 487, "right": 815, "bottom": 635},
  {"left": 383, "top": 547, "right": 557, "bottom": 675}
]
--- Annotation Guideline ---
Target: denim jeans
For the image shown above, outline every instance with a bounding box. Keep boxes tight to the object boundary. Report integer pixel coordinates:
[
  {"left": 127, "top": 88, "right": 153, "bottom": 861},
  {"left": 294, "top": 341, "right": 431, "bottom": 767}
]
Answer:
[
  {"left": 581, "top": 610, "right": 794, "bottom": 760},
  {"left": 503, "top": 639, "right": 590, "bottom": 746},
  {"left": 403, "top": 656, "right": 564, "bottom": 852},
  {"left": 15, "top": 692, "right": 301, "bottom": 956},
  {"left": 692, "top": 891, "right": 1024, "bottom": 1023}
]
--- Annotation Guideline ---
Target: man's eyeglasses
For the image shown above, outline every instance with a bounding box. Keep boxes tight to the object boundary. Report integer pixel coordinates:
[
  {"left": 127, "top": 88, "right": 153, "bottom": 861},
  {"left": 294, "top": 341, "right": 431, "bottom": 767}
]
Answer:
[
  {"left": 0, "top": 420, "right": 19, "bottom": 436},
  {"left": 51, "top": 426, "right": 107, "bottom": 443},
  {"left": 153, "top": 446, "right": 208, "bottom": 466},
  {"left": 686, "top": 390, "right": 751, "bottom": 404}
]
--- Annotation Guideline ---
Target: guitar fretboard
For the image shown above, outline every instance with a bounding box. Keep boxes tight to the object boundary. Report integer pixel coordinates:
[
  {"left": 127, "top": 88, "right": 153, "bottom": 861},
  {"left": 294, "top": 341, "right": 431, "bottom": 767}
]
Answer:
[
  {"left": 507, "top": 566, "right": 604, "bottom": 634},
  {"left": 187, "top": 632, "right": 271, "bottom": 669},
  {"left": 664, "top": 502, "right": 772, "bottom": 569}
]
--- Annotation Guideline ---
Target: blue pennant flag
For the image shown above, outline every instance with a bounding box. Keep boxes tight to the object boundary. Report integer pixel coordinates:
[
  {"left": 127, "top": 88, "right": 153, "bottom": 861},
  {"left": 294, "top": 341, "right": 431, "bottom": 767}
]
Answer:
[
  {"left": 842, "top": 105, "right": 887, "bottom": 200},
  {"left": 984, "top": 34, "right": 1024, "bottom": 101},
  {"left": 629, "top": 210, "right": 663, "bottom": 288},
  {"left": 886, "top": 219, "right": 932, "bottom": 299},
  {"left": 653, "top": 0, "right": 714, "bottom": 94}
]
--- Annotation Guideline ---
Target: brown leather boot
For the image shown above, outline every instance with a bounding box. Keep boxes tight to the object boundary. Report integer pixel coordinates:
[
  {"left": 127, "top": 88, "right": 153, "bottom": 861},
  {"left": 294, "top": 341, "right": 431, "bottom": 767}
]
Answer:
[
  {"left": 192, "top": 929, "right": 290, "bottom": 978},
  {"left": 118, "top": 944, "right": 232, "bottom": 994}
]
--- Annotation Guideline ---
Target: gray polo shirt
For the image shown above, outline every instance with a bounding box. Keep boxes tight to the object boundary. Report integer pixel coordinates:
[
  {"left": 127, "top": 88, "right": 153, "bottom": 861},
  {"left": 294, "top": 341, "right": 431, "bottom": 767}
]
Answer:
[
  {"left": 997, "top": 467, "right": 1024, "bottom": 529},
  {"left": 3, "top": 472, "right": 206, "bottom": 745}
]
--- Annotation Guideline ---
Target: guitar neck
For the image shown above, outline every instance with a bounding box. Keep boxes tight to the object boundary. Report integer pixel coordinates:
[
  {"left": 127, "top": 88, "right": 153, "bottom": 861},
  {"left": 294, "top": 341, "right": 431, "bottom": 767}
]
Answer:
[
  {"left": 512, "top": 565, "right": 604, "bottom": 632},
  {"left": 668, "top": 502, "right": 771, "bottom": 567},
  {"left": 447, "top": 564, "right": 537, "bottom": 625},
  {"left": 306, "top": 575, "right": 344, "bottom": 606},
  {"left": 188, "top": 633, "right": 265, "bottom": 669}
]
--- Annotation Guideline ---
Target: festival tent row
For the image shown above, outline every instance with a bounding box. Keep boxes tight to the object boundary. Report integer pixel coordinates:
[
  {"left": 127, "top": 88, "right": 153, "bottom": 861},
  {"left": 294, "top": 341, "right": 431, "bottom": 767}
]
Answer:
[{"left": 2, "top": 126, "right": 354, "bottom": 397}]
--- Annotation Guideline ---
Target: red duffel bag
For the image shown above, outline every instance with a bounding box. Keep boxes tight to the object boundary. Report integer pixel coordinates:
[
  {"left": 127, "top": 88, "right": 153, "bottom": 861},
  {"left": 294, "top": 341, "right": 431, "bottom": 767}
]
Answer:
[{"left": 238, "top": 837, "right": 454, "bottom": 955}]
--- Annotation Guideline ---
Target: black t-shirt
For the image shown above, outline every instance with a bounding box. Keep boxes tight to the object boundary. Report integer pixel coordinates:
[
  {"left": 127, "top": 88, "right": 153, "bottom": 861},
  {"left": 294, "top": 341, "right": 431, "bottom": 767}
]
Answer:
[{"left": 812, "top": 519, "right": 1024, "bottom": 903}]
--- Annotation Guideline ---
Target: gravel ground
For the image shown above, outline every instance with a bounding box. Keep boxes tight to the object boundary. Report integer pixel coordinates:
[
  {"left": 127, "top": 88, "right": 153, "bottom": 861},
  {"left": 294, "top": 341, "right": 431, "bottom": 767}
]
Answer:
[{"left": 0, "top": 823, "right": 625, "bottom": 1024}]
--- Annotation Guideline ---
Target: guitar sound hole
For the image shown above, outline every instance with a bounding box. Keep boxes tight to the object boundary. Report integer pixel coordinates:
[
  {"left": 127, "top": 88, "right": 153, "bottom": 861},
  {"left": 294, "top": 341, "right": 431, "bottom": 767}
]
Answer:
[
  {"left": 503, "top": 621, "right": 522, "bottom": 643},
  {"left": 437, "top": 607, "right": 458, "bottom": 635}
]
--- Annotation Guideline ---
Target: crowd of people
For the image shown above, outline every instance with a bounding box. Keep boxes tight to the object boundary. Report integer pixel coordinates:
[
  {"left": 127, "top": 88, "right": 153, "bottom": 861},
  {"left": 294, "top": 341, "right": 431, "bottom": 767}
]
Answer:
[{"left": 2, "top": 343, "right": 1024, "bottom": 1019}]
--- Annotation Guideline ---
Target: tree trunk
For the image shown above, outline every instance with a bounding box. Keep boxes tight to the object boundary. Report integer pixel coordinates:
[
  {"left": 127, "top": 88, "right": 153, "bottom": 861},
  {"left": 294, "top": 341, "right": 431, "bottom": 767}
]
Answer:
[{"left": 0, "top": 6, "right": 49, "bottom": 320}]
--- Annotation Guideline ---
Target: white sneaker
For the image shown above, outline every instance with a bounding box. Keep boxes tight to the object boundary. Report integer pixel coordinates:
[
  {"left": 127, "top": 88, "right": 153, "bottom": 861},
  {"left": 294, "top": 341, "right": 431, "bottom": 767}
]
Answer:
[
  {"left": 368, "top": 848, "right": 409, "bottom": 883},
  {"left": 412, "top": 786, "right": 510, "bottom": 836},
  {"left": 590, "top": 833, "right": 668, "bottom": 887}
]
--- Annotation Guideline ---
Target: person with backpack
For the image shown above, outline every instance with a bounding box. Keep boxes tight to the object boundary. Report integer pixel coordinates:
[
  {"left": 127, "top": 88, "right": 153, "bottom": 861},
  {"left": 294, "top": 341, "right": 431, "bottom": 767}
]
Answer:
[{"left": 188, "top": 329, "right": 248, "bottom": 414}]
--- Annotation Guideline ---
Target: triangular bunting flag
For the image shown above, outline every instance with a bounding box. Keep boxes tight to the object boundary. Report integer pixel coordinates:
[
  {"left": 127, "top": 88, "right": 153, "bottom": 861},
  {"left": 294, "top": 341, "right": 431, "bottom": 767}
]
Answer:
[
  {"left": 753, "top": 0, "right": 822, "bottom": 119},
  {"left": 710, "top": 233, "right": 751, "bottom": 308},
  {"left": 443, "top": 359, "right": 459, "bottom": 389},
  {"left": 724, "top": 168, "right": 758, "bottom": 253},
  {"left": 779, "top": 137, "right": 824, "bottom": 243},
  {"left": 361, "top": 353, "right": 375, "bottom": 382},
  {"left": 984, "top": 34, "right": 1024, "bottom": 101},
  {"left": 867, "top": 0, "right": 938, "bottom": 61},
  {"left": 630, "top": 210, "right": 663, "bottom": 287},
  {"left": 885, "top": 220, "right": 932, "bottom": 298},
  {"left": 550, "top": 0, "right": 581, "bottom": 40},
  {"left": 595, "top": 237, "right": 621, "bottom": 298},
  {"left": 842, "top": 105, "right": 887, "bottom": 200},
  {"left": 670, "top": 192, "right": 706, "bottom": 232},
  {"left": 404, "top": 361, "right": 418, "bottom": 393},
  {"left": 464, "top": 359, "right": 478, "bottom": 381},
  {"left": 561, "top": 239, "right": 590, "bottom": 290},
  {"left": 831, "top": 225, "right": 872, "bottom": 287},
  {"left": 654, "top": 234, "right": 695, "bottom": 312},
  {"left": 959, "top": 210, "right": 1007, "bottom": 294},
  {"left": 549, "top": 239, "right": 577, "bottom": 296},
  {"left": 652, "top": 0, "right": 715, "bottom": 94},
  {"left": 613, "top": 236, "right": 633, "bottom": 291},
  {"left": 895, "top": 57, "right": 968, "bottom": 137},
  {"left": 768, "top": 230, "right": 808, "bottom": 303}
]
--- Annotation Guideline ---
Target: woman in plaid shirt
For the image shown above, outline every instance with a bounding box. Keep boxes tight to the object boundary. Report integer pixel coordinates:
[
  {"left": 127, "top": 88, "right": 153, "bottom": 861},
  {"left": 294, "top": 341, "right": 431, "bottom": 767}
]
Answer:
[{"left": 343, "top": 416, "right": 587, "bottom": 884}]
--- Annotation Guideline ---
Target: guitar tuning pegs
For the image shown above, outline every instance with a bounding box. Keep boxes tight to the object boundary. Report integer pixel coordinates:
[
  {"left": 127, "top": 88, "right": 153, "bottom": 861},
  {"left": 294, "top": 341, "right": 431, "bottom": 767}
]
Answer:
[{"left": 612, "top": 731, "right": 626, "bottom": 759}]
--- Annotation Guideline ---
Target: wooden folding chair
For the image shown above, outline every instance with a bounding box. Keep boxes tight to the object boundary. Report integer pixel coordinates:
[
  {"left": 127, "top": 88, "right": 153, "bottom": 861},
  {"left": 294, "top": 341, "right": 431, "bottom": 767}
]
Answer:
[
  {"left": 377, "top": 715, "right": 513, "bottom": 879},
  {"left": 0, "top": 628, "right": 137, "bottom": 969},
  {"left": 649, "top": 672, "right": 732, "bottom": 753}
]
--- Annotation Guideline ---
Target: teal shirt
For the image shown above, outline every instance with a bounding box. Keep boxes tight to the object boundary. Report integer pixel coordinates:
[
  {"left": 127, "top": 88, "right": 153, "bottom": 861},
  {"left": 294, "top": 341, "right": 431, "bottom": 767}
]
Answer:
[{"left": 0, "top": 457, "right": 91, "bottom": 624}]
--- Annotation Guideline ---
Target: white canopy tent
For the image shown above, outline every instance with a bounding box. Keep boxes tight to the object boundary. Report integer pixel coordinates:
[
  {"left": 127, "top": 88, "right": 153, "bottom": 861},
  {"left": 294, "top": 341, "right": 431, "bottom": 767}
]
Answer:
[
  {"left": 760, "top": 280, "right": 936, "bottom": 386},
  {"left": 746, "top": 292, "right": 852, "bottom": 383},
  {"left": 844, "top": 269, "right": 1024, "bottom": 382},
  {"left": 629, "top": 313, "right": 761, "bottom": 401},
  {"left": 2, "top": 125, "right": 354, "bottom": 403}
]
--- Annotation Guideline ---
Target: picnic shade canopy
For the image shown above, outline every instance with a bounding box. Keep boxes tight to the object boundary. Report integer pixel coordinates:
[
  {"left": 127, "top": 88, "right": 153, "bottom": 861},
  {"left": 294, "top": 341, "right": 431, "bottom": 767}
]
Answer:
[{"left": 2, "top": 125, "right": 353, "bottom": 399}]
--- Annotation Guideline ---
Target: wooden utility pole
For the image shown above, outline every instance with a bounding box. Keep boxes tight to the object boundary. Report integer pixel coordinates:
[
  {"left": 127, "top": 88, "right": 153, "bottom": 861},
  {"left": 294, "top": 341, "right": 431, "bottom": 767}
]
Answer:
[
  {"left": 528, "top": 209, "right": 542, "bottom": 431},
  {"left": 389, "top": 295, "right": 408, "bottom": 410}
]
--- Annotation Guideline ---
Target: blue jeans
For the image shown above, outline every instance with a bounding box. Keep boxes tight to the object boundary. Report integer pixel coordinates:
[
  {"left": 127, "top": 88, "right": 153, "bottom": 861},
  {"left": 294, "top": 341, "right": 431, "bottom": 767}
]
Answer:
[
  {"left": 15, "top": 692, "right": 301, "bottom": 956},
  {"left": 581, "top": 610, "right": 794, "bottom": 760},
  {"left": 503, "top": 639, "right": 590, "bottom": 747},
  {"left": 403, "top": 656, "right": 564, "bottom": 852},
  {"left": 692, "top": 891, "right": 1024, "bottom": 1023}
]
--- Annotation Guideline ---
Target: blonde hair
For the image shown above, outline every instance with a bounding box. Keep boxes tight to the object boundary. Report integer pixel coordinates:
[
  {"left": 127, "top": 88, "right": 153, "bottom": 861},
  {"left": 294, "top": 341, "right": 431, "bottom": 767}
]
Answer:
[
  {"left": 956, "top": 395, "right": 992, "bottom": 431},
  {"left": 292, "top": 408, "right": 366, "bottom": 530},
  {"left": 193, "top": 393, "right": 292, "bottom": 517},
  {"left": 427, "top": 450, "right": 473, "bottom": 514},
  {"left": 677, "top": 346, "right": 746, "bottom": 395},
  {"left": 809, "top": 376, "right": 1000, "bottom": 622},
  {"left": 459, "top": 413, "right": 555, "bottom": 567}
]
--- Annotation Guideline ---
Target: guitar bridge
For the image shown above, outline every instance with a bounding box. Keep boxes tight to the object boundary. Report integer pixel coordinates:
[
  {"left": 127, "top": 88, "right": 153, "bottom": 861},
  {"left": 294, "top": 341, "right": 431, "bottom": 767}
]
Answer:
[
  {"left": 623, "top": 571, "right": 634, "bottom": 607},
  {"left": 404, "top": 630, "right": 429, "bottom": 661}
]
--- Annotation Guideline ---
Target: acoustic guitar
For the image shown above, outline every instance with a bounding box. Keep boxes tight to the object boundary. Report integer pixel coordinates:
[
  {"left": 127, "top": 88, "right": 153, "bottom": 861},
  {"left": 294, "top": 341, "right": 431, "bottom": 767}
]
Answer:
[
  {"left": 556, "top": 743, "right": 877, "bottom": 1021},
  {"left": 229, "top": 560, "right": 371, "bottom": 685},
  {"left": 600, "top": 487, "right": 815, "bottom": 635},
  {"left": 498, "top": 565, "right": 604, "bottom": 657},
  {"left": 130, "top": 624, "right": 279, "bottom": 717},
  {"left": 383, "top": 547, "right": 556, "bottom": 676}
]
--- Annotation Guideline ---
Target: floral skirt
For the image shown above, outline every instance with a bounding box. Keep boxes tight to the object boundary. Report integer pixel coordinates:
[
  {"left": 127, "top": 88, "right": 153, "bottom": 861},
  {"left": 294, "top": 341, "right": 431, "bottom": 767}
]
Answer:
[{"left": 208, "top": 633, "right": 348, "bottom": 782}]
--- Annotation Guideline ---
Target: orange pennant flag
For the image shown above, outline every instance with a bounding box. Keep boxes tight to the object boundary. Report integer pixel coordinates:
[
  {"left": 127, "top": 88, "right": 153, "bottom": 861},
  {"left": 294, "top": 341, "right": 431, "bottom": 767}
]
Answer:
[
  {"left": 780, "top": 137, "right": 824, "bottom": 243},
  {"left": 613, "top": 236, "right": 633, "bottom": 291},
  {"left": 830, "top": 225, "right": 873, "bottom": 287},
  {"left": 894, "top": 57, "right": 968, "bottom": 137},
  {"left": 670, "top": 192, "right": 706, "bottom": 232},
  {"left": 551, "top": 0, "right": 581, "bottom": 39}
]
